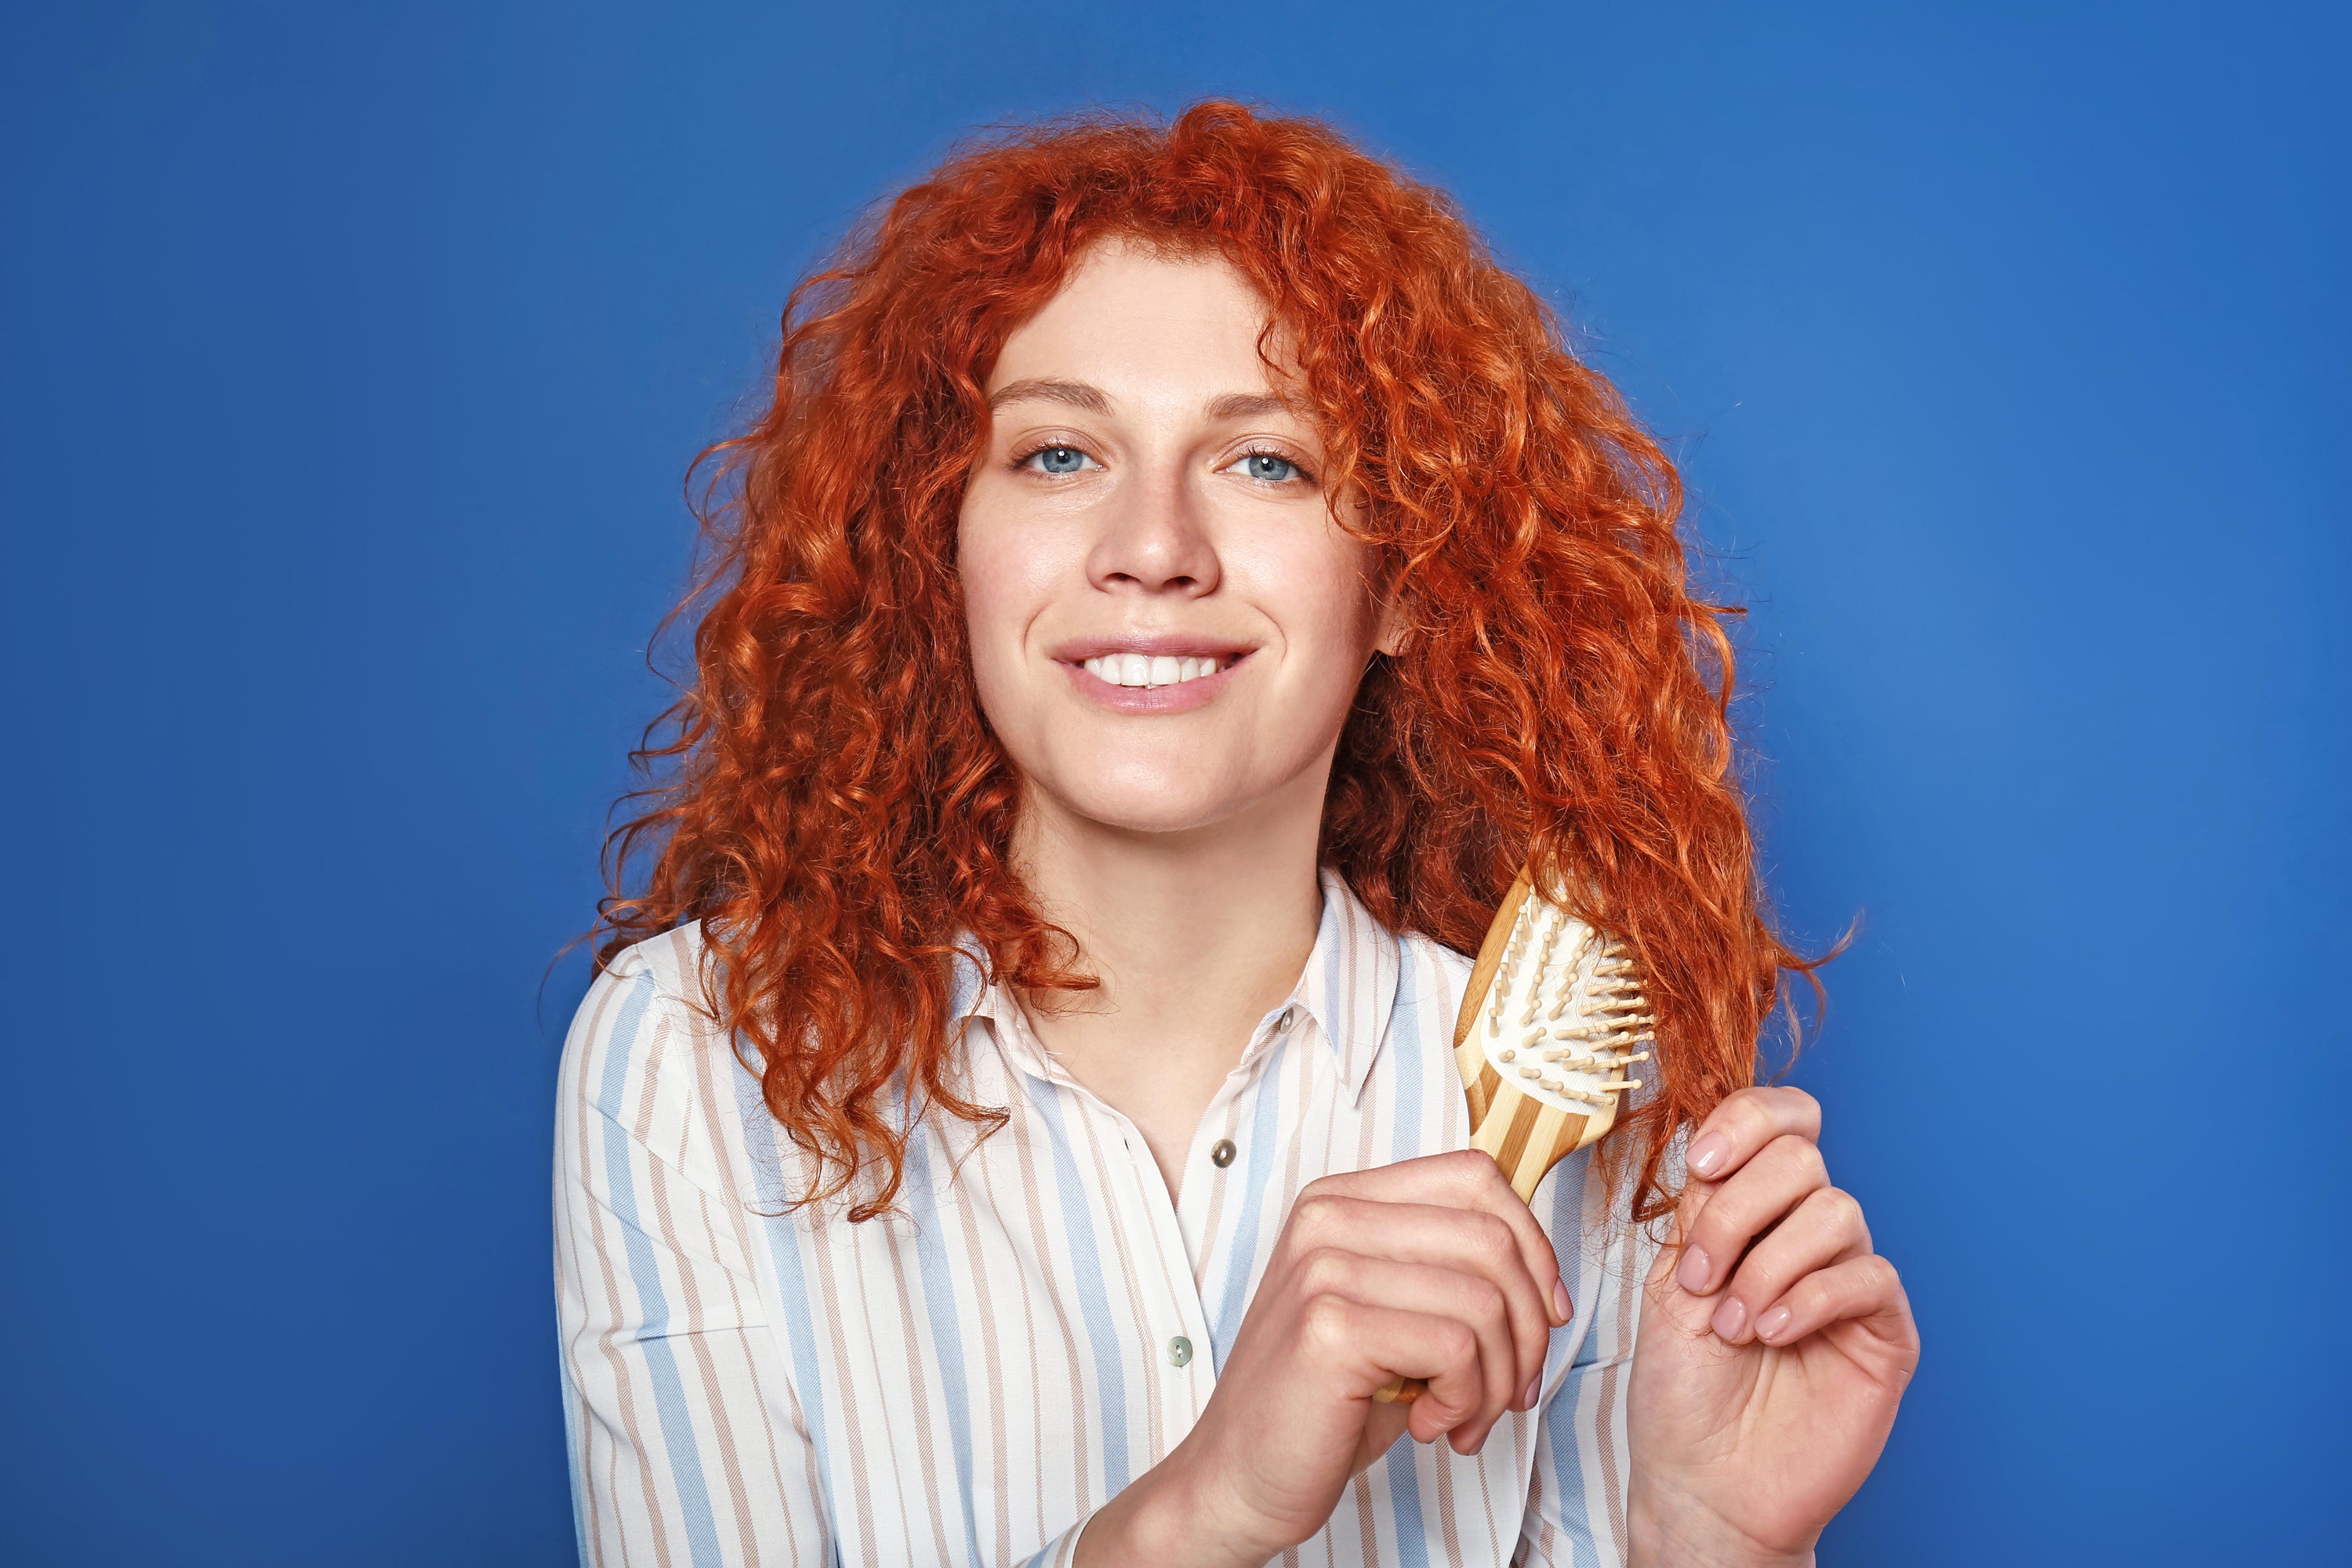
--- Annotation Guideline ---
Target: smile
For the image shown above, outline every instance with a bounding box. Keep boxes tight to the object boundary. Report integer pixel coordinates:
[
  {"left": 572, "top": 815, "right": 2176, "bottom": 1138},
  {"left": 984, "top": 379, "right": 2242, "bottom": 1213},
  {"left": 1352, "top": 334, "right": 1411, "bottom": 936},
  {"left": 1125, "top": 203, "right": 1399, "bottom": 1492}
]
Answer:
[
  {"left": 1056, "top": 643, "right": 1252, "bottom": 713},
  {"left": 1080, "top": 653, "right": 1226, "bottom": 689}
]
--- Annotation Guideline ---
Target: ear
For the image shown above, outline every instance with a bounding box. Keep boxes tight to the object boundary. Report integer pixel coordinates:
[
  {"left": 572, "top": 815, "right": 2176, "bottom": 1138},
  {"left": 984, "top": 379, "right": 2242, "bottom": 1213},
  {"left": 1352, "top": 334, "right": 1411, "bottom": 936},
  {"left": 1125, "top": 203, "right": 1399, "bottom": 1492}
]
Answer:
[{"left": 1372, "top": 589, "right": 1411, "bottom": 659}]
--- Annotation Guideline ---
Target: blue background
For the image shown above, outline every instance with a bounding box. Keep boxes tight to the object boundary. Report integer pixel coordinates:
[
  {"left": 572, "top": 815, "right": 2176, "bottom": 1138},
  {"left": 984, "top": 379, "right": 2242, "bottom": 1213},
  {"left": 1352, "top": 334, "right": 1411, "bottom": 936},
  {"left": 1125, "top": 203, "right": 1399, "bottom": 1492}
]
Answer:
[{"left": 3, "top": 2, "right": 2345, "bottom": 1562}]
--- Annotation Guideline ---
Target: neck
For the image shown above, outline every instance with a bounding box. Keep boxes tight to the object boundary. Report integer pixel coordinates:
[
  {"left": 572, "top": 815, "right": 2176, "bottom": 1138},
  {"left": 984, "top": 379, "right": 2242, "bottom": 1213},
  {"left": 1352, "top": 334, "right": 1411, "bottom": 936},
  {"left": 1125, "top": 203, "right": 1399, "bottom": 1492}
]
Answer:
[{"left": 1007, "top": 758, "right": 1330, "bottom": 1168}]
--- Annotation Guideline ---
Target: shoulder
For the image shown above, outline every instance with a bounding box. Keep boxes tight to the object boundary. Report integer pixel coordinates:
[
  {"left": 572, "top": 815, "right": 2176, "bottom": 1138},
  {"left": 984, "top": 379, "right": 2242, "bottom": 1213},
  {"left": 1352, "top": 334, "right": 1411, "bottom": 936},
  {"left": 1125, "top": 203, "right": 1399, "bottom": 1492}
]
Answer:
[
  {"left": 567, "top": 921, "right": 723, "bottom": 1048},
  {"left": 557, "top": 921, "right": 740, "bottom": 1195},
  {"left": 1396, "top": 927, "right": 1476, "bottom": 1014},
  {"left": 586, "top": 920, "right": 720, "bottom": 1010}
]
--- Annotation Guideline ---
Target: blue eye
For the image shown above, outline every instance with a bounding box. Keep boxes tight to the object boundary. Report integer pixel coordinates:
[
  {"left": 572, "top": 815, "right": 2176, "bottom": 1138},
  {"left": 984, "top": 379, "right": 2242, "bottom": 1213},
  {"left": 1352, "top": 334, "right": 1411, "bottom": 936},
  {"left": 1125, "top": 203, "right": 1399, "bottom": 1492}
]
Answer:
[
  {"left": 1232, "top": 452, "right": 1301, "bottom": 482},
  {"left": 1025, "top": 445, "right": 1092, "bottom": 476}
]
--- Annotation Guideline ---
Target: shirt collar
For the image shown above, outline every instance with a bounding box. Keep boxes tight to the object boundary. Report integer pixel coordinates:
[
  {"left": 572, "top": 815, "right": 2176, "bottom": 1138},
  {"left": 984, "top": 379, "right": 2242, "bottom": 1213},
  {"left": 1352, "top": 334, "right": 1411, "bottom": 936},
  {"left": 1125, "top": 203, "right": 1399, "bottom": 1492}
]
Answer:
[
  {"left": 1294, "top": 866, "right": 1403, "bottom": 1102},
  {"left": 952, "top": 867, "right": 1403, "bottom": 1104}
]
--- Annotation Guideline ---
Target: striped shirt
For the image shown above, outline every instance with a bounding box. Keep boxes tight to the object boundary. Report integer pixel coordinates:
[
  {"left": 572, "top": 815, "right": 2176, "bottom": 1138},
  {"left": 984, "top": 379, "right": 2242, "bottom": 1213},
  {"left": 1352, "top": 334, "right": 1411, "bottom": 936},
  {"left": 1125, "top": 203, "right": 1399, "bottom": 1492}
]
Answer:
[{"left": 555, "top": 868, "right": 1659, "bottom": 1567}]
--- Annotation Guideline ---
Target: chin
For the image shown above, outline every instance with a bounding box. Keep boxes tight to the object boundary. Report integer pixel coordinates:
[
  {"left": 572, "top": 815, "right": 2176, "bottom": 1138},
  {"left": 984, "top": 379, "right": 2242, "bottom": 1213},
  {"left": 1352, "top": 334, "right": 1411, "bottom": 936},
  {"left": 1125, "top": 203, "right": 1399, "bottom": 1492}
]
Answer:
[
  {"left": 1048, "top": 760, "right": 1258, "bottom": 837},
  {"left": 1061, "top": 788, "right": 1240, "bottom": 837}
]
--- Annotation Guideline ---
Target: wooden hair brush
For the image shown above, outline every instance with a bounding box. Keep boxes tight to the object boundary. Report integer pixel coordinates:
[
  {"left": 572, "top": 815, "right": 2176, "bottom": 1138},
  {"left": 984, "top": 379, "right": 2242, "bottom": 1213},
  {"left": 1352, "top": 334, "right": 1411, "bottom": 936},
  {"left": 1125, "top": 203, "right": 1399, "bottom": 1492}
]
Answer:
[{"left": 1372, "top": 865, "right": 1653, "bottom": 1404}]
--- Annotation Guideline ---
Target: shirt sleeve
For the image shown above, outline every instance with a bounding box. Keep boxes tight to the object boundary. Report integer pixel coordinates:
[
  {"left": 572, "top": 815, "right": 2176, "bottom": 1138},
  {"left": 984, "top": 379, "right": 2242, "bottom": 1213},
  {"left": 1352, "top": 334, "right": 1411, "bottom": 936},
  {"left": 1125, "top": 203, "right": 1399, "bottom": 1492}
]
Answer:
[
  {"left": 1021, "top": 1515, "right": 1099, "bottom": 1566},
  {"left": 554, "top": 956, "right": 833, "bottom": 1568},
  {"left": 1515, "top": 1148, "right": 1664, "bottom": 1568}
]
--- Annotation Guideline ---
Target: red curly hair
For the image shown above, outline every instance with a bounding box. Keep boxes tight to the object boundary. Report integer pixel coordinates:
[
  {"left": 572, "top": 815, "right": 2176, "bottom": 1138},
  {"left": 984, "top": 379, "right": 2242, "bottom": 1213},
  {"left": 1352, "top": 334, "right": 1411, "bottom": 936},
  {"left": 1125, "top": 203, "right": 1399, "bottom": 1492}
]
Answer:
[{"left": 597, "top": 100, "right": 1817, "bottom": 1225}]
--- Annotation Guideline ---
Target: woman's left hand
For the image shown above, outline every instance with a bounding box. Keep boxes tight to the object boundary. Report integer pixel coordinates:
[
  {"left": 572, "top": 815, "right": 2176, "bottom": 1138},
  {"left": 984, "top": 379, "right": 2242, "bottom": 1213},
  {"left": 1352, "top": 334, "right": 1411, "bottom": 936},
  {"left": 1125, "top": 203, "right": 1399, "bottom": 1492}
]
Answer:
[{"left": 1624, "top": 1087, "right": 1920, "bottom": 1567}]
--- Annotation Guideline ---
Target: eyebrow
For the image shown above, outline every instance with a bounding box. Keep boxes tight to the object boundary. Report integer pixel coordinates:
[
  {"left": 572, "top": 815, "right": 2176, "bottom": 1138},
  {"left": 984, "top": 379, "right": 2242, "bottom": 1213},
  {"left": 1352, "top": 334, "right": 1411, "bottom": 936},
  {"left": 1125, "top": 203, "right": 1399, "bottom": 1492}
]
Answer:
[
  {"left": 986, "top": 377, "right": 1111, "bottom": 414},
  {"left": 984, "top": 379, "right": 1298, "bottom": 423},
  {"left": 1203, "top": 391, "right": 1293, "bottom": 421}
]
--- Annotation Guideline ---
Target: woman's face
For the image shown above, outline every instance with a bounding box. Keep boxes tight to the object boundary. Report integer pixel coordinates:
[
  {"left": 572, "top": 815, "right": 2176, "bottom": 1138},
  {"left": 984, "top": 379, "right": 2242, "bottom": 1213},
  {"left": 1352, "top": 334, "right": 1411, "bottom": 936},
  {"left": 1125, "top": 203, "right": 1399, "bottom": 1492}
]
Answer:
[{"left": 958, "top": 240, "right": 1394, "bottom": 840}]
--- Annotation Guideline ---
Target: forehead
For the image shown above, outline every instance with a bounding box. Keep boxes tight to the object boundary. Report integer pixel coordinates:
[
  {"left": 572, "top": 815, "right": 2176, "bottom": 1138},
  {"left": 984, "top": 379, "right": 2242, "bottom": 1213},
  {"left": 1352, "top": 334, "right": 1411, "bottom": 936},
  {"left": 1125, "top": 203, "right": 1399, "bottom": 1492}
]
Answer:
[{"left": 986, "top": 238, "right": 1296, "bottom": 396}]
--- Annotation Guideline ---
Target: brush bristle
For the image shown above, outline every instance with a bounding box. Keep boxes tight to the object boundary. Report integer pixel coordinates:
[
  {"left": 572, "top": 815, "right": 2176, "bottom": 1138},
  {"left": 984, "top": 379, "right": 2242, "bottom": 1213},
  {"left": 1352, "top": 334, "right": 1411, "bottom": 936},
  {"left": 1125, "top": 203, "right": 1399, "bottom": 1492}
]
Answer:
[{"left": 1469, "top": 889, "right": 1650, "bottom": 1128}]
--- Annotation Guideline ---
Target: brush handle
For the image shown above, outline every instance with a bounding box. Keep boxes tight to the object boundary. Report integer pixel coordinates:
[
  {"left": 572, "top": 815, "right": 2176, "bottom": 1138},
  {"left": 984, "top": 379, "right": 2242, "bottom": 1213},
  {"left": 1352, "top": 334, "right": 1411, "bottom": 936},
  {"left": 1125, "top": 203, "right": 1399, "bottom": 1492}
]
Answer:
[
  {"left": 1367, "top": 1102, "right": 1587, "bottom": 1405},
  {"left": 1374, "top": 870, "right": 1588, "bottom": 1406}
]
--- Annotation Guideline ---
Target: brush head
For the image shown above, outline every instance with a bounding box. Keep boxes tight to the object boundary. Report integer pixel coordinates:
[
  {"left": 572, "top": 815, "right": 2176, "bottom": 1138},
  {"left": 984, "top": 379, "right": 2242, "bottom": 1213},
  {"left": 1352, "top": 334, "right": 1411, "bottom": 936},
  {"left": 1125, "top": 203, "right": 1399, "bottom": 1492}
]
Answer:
[{"left": 1455, "top": 870, "right": 1652, "bottom": 1167}]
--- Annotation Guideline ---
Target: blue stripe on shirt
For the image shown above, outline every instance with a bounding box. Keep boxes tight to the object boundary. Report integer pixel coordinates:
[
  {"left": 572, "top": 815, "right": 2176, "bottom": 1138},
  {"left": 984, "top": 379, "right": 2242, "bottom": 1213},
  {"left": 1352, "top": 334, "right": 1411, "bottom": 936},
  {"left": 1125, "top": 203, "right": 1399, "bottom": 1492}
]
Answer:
[
  {"left": 594, "top": 972, "right": 725, "bottom": 1568},
  {"left": 1028, "top": 1080, "right": 1132, "bottom": 1494},
  {"left": 1380, "top": 948, "right": 1434, "bottom": 1568},
  {"left": 1544, "top": 1147, "right": 1599, "bottom": 1561},
  {"left": 729, "top": 1034, "right": 844, "bottom": 1543},
  {"left": 906, "top": 1125, "right": 986, "bottom": 1565},
  {"left": 1207, "top": 1030, "right": 1290, "bottom": 1371}
]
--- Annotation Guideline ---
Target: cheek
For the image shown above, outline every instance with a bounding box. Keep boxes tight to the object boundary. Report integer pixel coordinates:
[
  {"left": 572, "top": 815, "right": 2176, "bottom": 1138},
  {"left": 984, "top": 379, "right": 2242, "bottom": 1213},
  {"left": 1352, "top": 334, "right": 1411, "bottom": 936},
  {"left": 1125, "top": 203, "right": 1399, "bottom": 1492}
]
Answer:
[
  {"left": 956, "top": 499, "right": 1021, "bottom": 648},
  {"left": 1262, "top": 535, "right": 1384, "bottom": 683},
  {"left": 955, "top": 500, "right": 1054, "bottom": 725}
]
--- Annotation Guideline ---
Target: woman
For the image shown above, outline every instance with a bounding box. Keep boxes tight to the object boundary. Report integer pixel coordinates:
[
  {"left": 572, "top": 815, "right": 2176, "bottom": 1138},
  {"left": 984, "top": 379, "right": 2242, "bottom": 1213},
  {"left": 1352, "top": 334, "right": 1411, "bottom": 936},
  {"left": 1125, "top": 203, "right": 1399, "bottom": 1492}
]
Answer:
[{"left": 557, "top": 101, "right": 1918, "bottom": 1567}]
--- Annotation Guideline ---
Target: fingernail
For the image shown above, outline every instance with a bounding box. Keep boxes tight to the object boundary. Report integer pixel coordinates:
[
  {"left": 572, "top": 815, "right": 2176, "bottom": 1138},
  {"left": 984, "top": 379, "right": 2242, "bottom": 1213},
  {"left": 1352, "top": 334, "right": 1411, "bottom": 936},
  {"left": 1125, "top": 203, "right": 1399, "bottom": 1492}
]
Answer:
[
  {"left": 1755, "top": 1305, "right": 1791, "bottom": 1341},
  {"left": 1674, "top": 1243, "right": 1712, "bottom": 1294},
  {"left": 1710, "top": 1296, "right": 1748, "bottom": 1341},
  {"left": 1522, "top": 1374, "right": 1541, "bottom": 1411},
  {"left": 1688, "top": 1133, "right": 1730, "bottom": 1179},
  {"left": 1550, "top": 1276, "right": 1573, "bottom": 1325}
]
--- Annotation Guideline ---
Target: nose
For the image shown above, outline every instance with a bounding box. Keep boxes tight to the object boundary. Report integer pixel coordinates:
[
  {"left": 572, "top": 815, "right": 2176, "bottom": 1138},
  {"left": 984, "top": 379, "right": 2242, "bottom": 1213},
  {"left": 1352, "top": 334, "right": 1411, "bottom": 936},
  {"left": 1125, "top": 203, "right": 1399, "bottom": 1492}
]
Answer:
[{"left": 1084, "top": 458, "right": 1220, "bottom": 597}]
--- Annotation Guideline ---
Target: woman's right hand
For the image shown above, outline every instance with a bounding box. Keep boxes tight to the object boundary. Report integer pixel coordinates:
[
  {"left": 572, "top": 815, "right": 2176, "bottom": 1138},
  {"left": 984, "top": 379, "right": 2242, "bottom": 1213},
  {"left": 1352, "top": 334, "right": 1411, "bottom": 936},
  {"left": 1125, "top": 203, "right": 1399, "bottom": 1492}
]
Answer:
[{"left": 1080, "top": 1149, "right": 1571, "bottom": 1567}]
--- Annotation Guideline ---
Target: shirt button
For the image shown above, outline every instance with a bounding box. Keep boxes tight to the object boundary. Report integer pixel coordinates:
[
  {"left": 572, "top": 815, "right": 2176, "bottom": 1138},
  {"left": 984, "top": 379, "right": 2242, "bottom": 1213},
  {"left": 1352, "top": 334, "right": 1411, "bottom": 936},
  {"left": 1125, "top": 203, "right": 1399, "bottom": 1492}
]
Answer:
[
  {"left": 1210, "top": 1138, "right": 1237, "bottom": 1168},
  {"left": 1277, "top": 1006, "right": 1297, "bottom": 1032},
  {"left": 1167, "top": 1336, "right": 1193, "bottom": 1367}
]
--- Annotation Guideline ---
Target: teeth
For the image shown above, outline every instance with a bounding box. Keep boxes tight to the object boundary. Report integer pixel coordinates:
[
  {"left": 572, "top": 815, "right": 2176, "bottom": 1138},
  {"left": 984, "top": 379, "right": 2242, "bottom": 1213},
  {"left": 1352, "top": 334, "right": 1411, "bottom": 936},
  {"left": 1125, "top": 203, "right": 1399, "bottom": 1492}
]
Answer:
[{"left": 1080, "top": 653, "right": 1226, "bottom": 688}]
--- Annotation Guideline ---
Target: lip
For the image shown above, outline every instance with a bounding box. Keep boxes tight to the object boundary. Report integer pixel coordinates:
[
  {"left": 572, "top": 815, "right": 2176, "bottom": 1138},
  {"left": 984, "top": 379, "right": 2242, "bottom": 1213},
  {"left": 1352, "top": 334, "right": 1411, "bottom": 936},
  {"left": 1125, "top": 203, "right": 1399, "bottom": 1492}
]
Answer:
[
  {"left": 1050, "top": 633, "right": 1256, "bottom": 715},
  {"left": 1047, "top": 632, "right": 1257, "bottom": 663}
]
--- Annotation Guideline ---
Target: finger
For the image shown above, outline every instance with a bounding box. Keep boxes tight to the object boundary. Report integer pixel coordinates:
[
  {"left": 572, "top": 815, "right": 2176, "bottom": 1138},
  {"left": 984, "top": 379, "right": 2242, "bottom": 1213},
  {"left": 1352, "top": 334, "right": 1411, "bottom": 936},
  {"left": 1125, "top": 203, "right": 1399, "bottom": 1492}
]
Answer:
[
  {"left": 1284, "top": 1199, "right": 1551, "bottom": 1417},
  {"left": 1305, "top": 1151, "right": 1570, "bottom": 1327},
  {"left": 1293, "top": 1247, "right": 1521, "bottom": 1442},
  {"left": 1682, "top": 1085, "right": 1821, "bottom": 1184},
  {"left": 1284, "top": 1191, "right": 1554, "bottom": 1399},
  {"left": 1672, "top": 1133, "right": 1831, "bottom": 1298},
  {"left": 1305, "top": 1153, "right": 1566, "bottom": 1323},
  {"left": 1297, "top": 1293, "right": 1488, "bottom": 1446},
  {"left": 1749, "top": 1253, "right": 1915, "bottom": 1361},
  {"left": 1711, "top": 1186, "right": 1871, "bottom": 1344}
]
